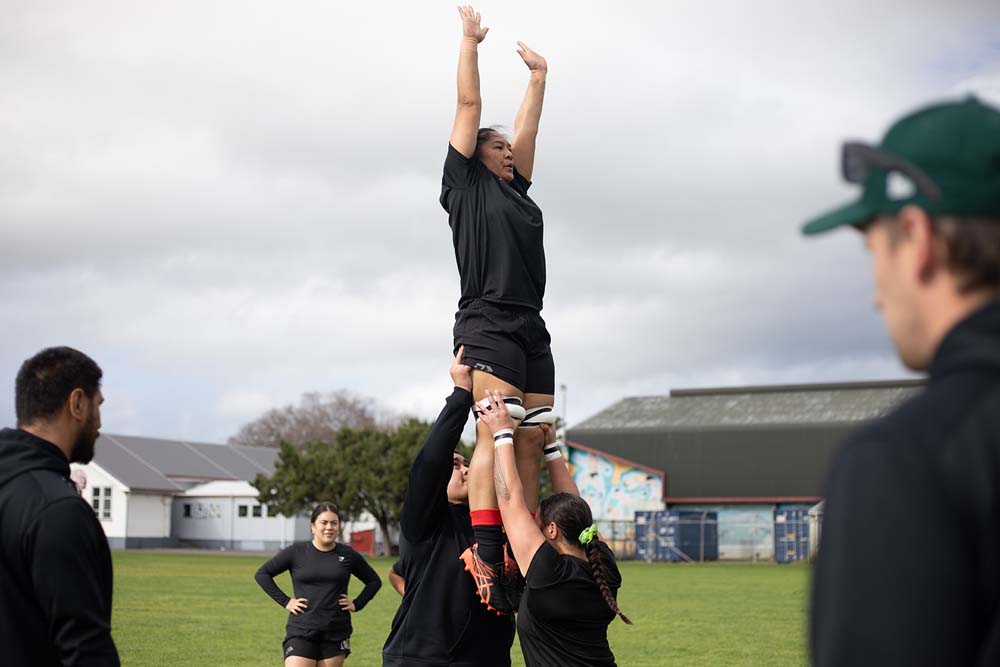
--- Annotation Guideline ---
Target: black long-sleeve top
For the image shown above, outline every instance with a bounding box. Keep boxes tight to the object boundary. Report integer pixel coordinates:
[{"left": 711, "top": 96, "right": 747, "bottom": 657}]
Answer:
[
  {"left": 811, "top": 298, "right": 1000, "bottom": 666},
  {"left": 255, "top": 541, "right": 381, "bottom": 638},
  {"left": 383, "top": 387, "right": 515, "bottom": 667},
  {"left": 0, "top": 428, "right": 119, "bottom": 667}
]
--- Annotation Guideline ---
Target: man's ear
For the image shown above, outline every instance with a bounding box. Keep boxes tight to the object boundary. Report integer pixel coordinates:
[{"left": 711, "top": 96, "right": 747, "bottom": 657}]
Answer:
[
  {"left": 67, "top": 388, "right": 88, "bottom": 422},
  {"left": 898, "top": 205, "right": 938, "bottom": 283}
]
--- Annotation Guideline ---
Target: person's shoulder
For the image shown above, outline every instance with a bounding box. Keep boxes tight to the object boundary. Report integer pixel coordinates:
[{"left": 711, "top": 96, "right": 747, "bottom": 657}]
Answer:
[
  {"left": 337, "top": 542, "right": 364, "bottom": 558},
  {"left": 526, "top": 541, "right": 563, "bottom": 584},
  {"left": 11, "top": 467, "right": 81, "bottom": 510}
]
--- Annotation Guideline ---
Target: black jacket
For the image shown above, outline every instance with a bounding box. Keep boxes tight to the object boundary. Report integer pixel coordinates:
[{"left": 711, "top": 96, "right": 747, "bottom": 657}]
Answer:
[
  {"left": 382, "top": 388, "right": 515, "bottom": 667},
  {"left": 0, "top": 428, "right": 119, "bottom": 667},
  {"left": 812, "top": 298, "right": 1000, "bottom": 666}
]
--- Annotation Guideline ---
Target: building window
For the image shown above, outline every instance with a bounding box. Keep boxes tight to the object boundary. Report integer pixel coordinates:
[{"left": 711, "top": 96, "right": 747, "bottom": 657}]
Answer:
[
  {"left": 252, "top": 505, "right": 262, "bottom": 518},
  {"left": 238, "top": 505, "right": 248, "bottom": 517},
  {"left": 91, "top": 487, "right": 111, "bottom": 520},
  {"left": 183, "top": 504, "right": 191, "bottom": 518}
]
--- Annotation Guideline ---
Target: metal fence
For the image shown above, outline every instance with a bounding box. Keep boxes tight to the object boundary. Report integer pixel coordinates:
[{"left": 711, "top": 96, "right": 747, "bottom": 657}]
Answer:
[
  {"left": 370, "top": 514, "right": 821, "bottom": 563},
  {"left": 610, "top": 515, "right": 818, "bottom": 563}
]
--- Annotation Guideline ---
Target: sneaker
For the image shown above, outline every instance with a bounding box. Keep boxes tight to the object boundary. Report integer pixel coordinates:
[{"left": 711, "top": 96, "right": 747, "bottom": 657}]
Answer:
[
  {"left": 501, "top": 543, "right": 525, "bottom": 611},
  {"left": 460, "top": 543, "right": 513, "bottom": 615}
]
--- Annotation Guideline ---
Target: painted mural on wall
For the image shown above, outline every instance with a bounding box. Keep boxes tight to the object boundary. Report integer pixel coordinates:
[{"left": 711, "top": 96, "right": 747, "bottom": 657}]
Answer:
[{"left": 566, "top": 445, "right": 664, "bottom": 520}]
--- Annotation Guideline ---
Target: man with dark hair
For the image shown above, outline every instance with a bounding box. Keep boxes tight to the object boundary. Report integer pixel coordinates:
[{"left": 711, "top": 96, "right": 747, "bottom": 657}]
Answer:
[
  {"left": 0, "top": 346, "right": 120, "bottom": 666},
  {"left": 804, "top": 97, "right": 1000, "bottom": 666}
]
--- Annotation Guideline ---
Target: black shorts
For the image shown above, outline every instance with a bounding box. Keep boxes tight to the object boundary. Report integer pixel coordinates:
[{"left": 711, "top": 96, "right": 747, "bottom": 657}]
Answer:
[
  {"left": 283, "top": 631, "right": 351, "bottom": 661},
  {"left": 453, "top": 299, "right": 555, "bottom": 395}
]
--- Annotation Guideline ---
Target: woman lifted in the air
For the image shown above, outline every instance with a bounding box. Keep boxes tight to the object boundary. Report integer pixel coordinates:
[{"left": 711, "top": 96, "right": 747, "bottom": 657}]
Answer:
[{"left": 440, "top": 5, "right": 555, "bottom": 615}]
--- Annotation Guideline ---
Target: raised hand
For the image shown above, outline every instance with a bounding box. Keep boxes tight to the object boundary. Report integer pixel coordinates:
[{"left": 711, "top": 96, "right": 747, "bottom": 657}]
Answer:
[
  {"left": 516, "top": 41, "right": 547, "bottom": 73},
  {"left": 479, "top": 390, "right": 517, "bottom": 433},
  {"left": 450, "top": 346, "right": 473, "bottom": 392},
  {"left": 458, "top": 5, "right": 489, "bottom": 43}
]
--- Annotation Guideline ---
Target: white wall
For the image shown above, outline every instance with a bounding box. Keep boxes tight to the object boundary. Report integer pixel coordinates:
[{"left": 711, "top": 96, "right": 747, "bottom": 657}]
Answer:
[
  {"left": 172, "top": 497, "right": 310, "bottom": 548},
  {"left": 126, "top": 493, "right": 172, "bottom": 538},
  {"left": 74, "top": 463, "right": 128, "bottom": 540},
  {"left": 172, "top": 497, "right": 233, "bottom": 541}
]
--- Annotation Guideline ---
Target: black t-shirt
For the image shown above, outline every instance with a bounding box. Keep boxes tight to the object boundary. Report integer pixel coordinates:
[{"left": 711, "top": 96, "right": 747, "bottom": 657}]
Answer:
[
  {"left": 440, "top": 144, "right": 546, "bottom": 311},
  {"left": 255, "top": 541, "right": 382, "bottom": 639},
  {"left": 517, "top": 541, "right": 621, "bottom": 667}
]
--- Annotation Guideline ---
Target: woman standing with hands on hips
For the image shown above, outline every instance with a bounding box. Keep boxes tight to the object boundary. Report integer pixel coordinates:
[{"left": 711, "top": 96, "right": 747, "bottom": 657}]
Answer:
[
  {"left": 442, "top": 5, "right": 558, "bottom": 615},
  {"left": 480, "top": 390, "right": 631, "bottom": 666},
  {"left": 255, "top": 503, "right": 382, "bottom": 667}
]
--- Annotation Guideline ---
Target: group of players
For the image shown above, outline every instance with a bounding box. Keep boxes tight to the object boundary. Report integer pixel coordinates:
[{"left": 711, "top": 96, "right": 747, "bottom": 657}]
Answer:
[{"left": 253, "top": 7, "right": 630, "bottom": 666}]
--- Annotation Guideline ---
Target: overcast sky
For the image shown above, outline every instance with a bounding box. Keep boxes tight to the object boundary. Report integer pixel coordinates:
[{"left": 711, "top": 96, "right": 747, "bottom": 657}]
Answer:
[{"left": 2, "top": 0, "right": 999, "bottom": 443}]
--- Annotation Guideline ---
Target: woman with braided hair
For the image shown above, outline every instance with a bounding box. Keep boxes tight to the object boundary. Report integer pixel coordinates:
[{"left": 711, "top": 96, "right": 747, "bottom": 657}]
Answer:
[{"left": 479, "top": 390, "right": 630, "bottom": 666}]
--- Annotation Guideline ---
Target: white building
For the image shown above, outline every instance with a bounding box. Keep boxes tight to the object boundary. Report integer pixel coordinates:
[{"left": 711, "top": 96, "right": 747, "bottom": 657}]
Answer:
[{"left": 72, "top": 433, "right": 314, "bottom": 550}]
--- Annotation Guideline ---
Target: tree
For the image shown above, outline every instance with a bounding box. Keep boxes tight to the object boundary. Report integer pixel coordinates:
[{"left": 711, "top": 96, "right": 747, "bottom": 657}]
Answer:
[
  {"left": 229, "top": 390, "right": 377, "bottom": 449},
  {"left": 252, "top": 440, "right": 362, "bottom": 520},
  {"left": 252, "top": 418, "right": 432, "bottom": 555},
  {"left": 335, "top": 418, "right": 430, "bottom": 555}
]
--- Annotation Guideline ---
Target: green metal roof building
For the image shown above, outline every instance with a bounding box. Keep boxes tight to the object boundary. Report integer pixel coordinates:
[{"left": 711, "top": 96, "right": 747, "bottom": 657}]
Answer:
[{"left": 567, "top": 379, "right": 925, "bottom": 504}]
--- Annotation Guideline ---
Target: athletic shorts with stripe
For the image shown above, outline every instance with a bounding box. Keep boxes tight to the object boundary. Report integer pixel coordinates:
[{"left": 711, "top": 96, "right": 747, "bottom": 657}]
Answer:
[
  {"left": 282, "top": 632, "right": 351, "bottom": 661},
  {"left": 453, "top": 299, "right": 555, "bottom": 395}
]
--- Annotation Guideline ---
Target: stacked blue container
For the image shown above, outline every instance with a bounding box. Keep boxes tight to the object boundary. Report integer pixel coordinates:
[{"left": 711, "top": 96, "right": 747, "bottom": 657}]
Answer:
[
  {"left": 634, "top": 511, "right": 658, "bottom": 561},
  {"left": 773, "top": 508, "right": 810, "bottom": 563},
  {"left": 663, "top": 511, "right": 719, "bottom": 562},
  {"left": 633, "top": 510, "right": 719, "bottom": 562}
]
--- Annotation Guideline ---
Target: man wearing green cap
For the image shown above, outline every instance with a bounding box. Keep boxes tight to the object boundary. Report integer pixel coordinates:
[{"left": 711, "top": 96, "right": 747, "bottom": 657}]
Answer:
[{"left": 805, "top": 96, "right": 1000, "bottom": 666}]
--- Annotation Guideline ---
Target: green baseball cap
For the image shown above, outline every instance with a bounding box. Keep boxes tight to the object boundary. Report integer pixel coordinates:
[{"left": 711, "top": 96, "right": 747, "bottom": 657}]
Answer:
[{"left": 802, "top": 96, "right": 1000, "bottom": 235}]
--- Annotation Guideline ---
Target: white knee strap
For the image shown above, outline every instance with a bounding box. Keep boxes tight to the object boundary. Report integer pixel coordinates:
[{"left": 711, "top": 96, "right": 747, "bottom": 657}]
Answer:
[
  {"left": 472, "top": 396, "right": 526, "bottom": 422},
  {"left": 520, "top": 406, "right": 556, "bottom": 428}
]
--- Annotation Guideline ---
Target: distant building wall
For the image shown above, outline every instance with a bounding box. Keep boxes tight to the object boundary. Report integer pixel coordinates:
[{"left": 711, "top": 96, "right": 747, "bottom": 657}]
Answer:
[
  {"left": 76, "top": 463, "right": 129, "bottom": 541},
  {"left": 172, "top": 496, "right": 310, "bottom": 550},
  {"left": 126, "top": 493, "right": 172, "bottom": 538},
  {"left": 566, "top": 444, "right": 665, "bottom": 521}
]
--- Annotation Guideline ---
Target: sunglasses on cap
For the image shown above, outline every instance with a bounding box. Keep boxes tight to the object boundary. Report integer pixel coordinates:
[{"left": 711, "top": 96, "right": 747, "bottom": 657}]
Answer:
[{"left": 841, "top": 141, "right": 942, "bottom": 201}]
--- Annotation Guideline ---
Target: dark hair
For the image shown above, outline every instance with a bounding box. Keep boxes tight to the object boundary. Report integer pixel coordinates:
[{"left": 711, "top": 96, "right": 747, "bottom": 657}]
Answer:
[
  {"left": 878, "top": 215, "right": 1000, "bottom": 294},
  {"left": 475, "top": 126, "right": 509, "bottom": 155},
  {"left": 934, "top": 216, "right": 1000, "bottom": 294},
  {"left": 538, "top": 493, "right": 632, "bottom": 624},
  {"left": 310, "top": 502, "right": 340, "bottom": 523},
  {"left": 15, "top": 347, "right": 102, "bottom": 426}
]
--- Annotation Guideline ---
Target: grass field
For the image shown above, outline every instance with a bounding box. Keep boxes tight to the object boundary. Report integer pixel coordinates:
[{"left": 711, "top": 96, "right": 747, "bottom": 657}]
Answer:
[{"left": 112, "top": 551, "right": 809, "bottom": 666}]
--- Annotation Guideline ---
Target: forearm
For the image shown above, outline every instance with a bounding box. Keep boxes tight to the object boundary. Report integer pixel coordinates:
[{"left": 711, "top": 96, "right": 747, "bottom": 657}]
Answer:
[
  {"left": 514, "top": 72, "right": 546, "bottom": 137},
  {"left": 352, "top": 574, "right": 382, "bottom": 611},
  {"left": 546, "top": 452, "right": 580, "bottom": 497},
  {"left": 457, "top": 38, "right": 483, "bottom": 109},
  {"left": 401, "top": 388, "right": 472, "bottom": 536},
  {"left": 493, "top": 432, "right": 528, "bottom": 514},
  {"left": 254, "top": 573, "right": 291, "bottom": 607},
  {"left": 410, "top": 388, "right": 472, "bottom": 475},
  {"left": 388, "top": 571, "right": 405, "bottom": 596}
]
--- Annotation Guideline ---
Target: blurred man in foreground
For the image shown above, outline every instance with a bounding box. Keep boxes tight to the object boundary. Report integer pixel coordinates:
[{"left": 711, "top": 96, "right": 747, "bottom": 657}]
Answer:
[{"left": 804, "top": 97, "right": 1000, "bottom": 665}]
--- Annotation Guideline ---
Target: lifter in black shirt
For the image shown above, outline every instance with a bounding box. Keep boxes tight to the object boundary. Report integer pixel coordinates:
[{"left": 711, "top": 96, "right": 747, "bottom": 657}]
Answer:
[
  {"left": 443, "top": 5, "right": 556, "bottom": 615},
  {"left": 480, "top": 391, "right": 631, "bottom": 667},
  {"left": 255, "top": 503, "right": 382, "bottom": 667}
]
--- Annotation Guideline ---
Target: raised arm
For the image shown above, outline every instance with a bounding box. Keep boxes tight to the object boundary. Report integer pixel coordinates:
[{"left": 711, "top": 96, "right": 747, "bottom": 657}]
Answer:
[
  {"left": 399, "top": 349, "right": 473, "bottom": 541},
  {"left": 480, "top": 390, "right": 545, "bottom": 573},
  {"left": 511, "top": 42, "right": 547, "bottom": 182},
  {"left": 539, "top": 423, "right": 580, "bottom": 496},
  {"left": 450, "top": 6, "right": 488, "bottom": 158}
]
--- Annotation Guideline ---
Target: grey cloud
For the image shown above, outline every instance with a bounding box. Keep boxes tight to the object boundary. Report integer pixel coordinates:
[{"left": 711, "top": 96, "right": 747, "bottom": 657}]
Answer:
[{"left": 1, "top": 0, "right": 997, "bottom": 439}]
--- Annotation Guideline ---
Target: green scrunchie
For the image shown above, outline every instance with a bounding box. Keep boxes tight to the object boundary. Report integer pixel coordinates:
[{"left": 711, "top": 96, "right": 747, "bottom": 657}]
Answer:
[{"left": 578, "top": 523, "right": 598, "bottom": 546}]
